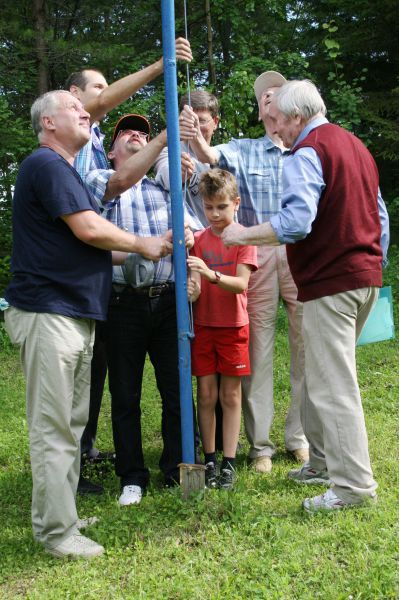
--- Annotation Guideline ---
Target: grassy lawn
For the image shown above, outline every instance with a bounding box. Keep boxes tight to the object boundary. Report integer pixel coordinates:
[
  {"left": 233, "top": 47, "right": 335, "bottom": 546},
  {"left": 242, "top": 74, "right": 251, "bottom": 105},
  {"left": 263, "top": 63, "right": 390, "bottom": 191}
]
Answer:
[{"left": 0, "top": 248, "right": 398, "bottom": 599}]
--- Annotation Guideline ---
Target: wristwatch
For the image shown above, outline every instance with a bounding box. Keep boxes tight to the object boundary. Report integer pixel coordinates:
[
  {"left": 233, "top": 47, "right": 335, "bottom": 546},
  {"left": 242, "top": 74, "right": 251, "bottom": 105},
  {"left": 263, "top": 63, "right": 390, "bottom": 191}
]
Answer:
[{"left": 211, "top": 270, "right": 222, "bottom": 284}]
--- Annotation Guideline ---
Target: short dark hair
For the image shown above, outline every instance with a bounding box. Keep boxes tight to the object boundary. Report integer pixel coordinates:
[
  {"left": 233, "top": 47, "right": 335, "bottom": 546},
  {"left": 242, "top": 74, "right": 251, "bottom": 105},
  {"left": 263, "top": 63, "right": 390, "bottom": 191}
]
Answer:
[
  {"left": 179, "top": 90, "right": 219, "bottom": 118},
  {"left": 65, "top": 68, "right": 104, "bottom": 91},
  {"left": 199, "top": 169, "right": 238, "bottom": 202}
]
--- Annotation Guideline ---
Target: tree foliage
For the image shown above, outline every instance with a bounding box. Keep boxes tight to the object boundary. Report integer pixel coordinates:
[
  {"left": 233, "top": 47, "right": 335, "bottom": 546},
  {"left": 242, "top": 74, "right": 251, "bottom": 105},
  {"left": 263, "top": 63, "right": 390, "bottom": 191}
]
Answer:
[{"left": 1, "top": 0, "right": 398, "bottom": 291}]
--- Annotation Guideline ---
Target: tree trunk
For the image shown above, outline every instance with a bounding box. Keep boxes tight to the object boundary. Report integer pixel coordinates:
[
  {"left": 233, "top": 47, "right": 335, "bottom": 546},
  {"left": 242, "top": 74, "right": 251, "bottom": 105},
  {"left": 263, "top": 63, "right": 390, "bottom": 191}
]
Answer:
[
  {"left": 205, "top": 0, "right": 216, "bottom": 87},
  {"left": 33, "top": 0, "right": 48, "bottom": 95}
]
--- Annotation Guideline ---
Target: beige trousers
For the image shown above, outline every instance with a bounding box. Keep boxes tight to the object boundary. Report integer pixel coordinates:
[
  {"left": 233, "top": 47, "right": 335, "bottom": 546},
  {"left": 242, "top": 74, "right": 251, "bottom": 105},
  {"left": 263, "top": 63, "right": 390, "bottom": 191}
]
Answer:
[
  {"left": 5, "top": 307, "right": 95, "bottom": 548},
  {"left": 242, "top": 245, "right": 308, "bottom": 458},
  {"left": 301, "top": 287, "right": 379, "bottom": 503}
]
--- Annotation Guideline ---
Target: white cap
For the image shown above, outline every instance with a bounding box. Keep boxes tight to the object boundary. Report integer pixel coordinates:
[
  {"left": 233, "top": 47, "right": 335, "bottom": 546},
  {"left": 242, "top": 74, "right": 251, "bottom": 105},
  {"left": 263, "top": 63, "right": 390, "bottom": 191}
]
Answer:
[{"left": 254, "top": 71, "right": 287, "bottom": 103}]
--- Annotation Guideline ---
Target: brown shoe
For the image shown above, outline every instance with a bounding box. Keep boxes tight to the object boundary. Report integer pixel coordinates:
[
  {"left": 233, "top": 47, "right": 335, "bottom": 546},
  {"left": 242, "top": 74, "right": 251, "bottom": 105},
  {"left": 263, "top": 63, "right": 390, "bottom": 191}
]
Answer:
[
  {"left": 291, "top": 448, "right": 309, "bottom": 463},
  {"left": 252, "top": 456, "right": 272, "bottom": 473}
]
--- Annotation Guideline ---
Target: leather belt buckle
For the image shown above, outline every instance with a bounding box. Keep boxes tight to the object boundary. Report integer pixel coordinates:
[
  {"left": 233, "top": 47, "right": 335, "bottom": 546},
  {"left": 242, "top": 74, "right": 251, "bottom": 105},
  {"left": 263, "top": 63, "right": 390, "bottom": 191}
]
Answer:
[{"left": 148, "top": 285, "right": 164, "bottom": 298}]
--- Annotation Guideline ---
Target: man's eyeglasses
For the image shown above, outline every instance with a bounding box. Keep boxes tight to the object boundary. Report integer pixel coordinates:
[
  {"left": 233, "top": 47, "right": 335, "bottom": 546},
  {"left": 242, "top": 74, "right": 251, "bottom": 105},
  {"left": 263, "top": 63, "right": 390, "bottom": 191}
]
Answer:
[
  {"left": 198, "top": 117, "right": 214, "bottom": 126},
  {"left": 117, "top": 129, "right": 148, "bottom": 140}
]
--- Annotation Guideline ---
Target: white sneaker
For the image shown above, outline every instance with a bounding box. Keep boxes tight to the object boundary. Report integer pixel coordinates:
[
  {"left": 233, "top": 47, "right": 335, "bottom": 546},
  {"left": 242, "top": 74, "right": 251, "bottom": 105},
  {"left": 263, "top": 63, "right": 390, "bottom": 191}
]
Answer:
[
  {"left": 302, "top": 488, "right": 377, "bottom": 513},
  {"left": 77, "top": 516, "right": 99, "bottom": 529},
  {"left": 119, "top": 484, "right": 143, "bottom": 506},
  {"left": 46, "top": 533, "right": 104, "bottom": 559}
]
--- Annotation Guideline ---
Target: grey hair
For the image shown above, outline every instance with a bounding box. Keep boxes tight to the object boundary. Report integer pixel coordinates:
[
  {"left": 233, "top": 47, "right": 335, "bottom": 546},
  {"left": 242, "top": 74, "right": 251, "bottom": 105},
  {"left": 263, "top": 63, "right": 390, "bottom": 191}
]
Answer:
[
  {"left": 275, "top": 80, "right": 327, "bottom": 120},
  {"left": 30, "top": 90, "right": 69, "bottom": 138}
]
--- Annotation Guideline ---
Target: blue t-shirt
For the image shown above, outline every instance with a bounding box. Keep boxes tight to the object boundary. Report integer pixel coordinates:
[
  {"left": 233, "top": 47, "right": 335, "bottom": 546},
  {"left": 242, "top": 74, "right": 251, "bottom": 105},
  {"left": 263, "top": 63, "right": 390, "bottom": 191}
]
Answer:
[{"left": 5, "top": 147, "right": 112, "bottom": 320}]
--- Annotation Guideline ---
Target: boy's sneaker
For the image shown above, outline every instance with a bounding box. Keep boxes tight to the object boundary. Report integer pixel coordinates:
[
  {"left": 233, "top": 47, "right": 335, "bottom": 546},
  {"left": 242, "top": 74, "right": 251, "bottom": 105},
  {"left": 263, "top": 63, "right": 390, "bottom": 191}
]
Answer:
[
  {"left": 302, "top": 488, "right": 377, "bottom": 513},
  {"left": 218, "top": 467, "right": 235, "bottom": 490},
  {"left": 119, "top": 485, "right": 143, "bottom": 506},
  {"left": 205, "top": 462, "right": 218, "bottom": 489},
  {"left": 46, "top": 533, "right": 104, "bottom": 559},
  {"left": 288, "top": 462, "right": 332, "bottom": 485}
]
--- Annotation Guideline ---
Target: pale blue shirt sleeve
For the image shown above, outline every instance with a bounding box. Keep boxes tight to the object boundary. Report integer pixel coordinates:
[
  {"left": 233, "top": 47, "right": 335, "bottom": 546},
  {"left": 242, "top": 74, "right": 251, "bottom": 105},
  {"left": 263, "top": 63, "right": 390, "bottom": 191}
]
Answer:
[
  {"left": 269, "top": 147, "right": 324, "bottom": 242},
  {"left": 85, "top": 168, "right": 116, "bottom": 209},
  {"left": 377, "top": 189, "right": 390, "bottom": 265}
]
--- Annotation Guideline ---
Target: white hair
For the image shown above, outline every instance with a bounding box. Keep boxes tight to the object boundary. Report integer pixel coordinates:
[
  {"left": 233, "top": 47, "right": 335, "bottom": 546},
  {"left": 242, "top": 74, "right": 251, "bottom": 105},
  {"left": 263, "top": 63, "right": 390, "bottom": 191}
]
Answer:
[
  {"left": 30, "top": 90, "right": 70, "bottom": 138},
  {"left": 275, "top": 80, "right": 327, "bottom": 120}
]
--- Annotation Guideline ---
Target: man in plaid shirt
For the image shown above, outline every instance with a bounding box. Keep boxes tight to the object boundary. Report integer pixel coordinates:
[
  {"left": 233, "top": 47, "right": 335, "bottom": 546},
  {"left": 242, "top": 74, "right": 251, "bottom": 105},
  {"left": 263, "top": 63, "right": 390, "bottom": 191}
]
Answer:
[
  {"left": 87, "top": 114, "right": 195, "bottom": 506},
  {"left": 179, "top": 72, "right": 309, "bottom": 474}
]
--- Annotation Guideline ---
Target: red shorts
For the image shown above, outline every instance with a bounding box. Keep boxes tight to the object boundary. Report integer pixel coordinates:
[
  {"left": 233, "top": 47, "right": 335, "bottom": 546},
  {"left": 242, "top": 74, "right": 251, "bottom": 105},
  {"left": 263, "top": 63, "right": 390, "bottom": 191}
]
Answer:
[{"left": 191, "top": 324, "right": 251, "bottom": 377}]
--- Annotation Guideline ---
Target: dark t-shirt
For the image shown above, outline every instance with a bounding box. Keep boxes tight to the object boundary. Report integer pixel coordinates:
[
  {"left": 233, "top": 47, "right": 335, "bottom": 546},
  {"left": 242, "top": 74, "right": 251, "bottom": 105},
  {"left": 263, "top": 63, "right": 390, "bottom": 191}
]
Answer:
[{"left": 5, "top": 147, "right": 112, "bottom": 320}]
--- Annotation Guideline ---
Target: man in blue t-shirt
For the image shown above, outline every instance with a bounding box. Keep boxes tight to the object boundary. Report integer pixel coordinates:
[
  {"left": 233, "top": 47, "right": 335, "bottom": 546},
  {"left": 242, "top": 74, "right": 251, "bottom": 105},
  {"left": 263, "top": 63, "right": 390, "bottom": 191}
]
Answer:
[{"left": 4, "top": 90, "right": 172, "bottom": 559}]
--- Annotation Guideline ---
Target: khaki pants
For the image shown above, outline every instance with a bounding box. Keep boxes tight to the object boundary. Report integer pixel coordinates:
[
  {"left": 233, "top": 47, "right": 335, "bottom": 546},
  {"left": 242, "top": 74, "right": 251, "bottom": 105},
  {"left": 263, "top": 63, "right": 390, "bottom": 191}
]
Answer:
[
  {"left": 301, "top": 287, "right": 378, "bottom": 503},
  {"left": 5, "top": 307, "right": 95, "bottom": 548},
  {"left": 242, "top": 245, "right": 308, "bottom": 458}
]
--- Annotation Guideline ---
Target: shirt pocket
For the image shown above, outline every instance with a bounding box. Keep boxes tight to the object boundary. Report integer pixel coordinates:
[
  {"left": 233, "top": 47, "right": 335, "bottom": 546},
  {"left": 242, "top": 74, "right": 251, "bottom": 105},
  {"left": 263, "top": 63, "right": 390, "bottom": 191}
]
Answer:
[{"left": 247, "top": 168, "right": 271, "bottom": 194}]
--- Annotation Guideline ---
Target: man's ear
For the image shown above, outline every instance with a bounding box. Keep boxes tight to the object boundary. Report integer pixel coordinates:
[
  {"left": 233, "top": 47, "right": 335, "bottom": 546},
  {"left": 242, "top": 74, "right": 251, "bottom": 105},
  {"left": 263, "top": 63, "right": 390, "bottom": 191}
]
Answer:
[
  {"left": 42, "top": 115, "right": 55, "bottom": 131},
  {"left": 108, "top": 148, "right": 115, "bottom": 161},
  {"left": 69, "top": 85, "right": 82, "bottom": 100}
]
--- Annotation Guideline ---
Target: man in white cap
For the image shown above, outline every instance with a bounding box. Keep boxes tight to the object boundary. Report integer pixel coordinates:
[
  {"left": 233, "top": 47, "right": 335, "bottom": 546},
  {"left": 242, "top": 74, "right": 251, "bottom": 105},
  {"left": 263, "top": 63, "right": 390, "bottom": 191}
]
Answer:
[{"left": 179, "top": 71, "right": 308, "bottom": 473}]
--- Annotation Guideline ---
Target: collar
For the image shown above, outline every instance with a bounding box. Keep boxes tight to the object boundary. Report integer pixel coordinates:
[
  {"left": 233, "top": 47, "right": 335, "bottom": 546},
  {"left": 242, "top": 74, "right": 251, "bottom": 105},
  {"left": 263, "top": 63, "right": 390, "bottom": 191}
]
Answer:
[{"left": 292, "top": 117, "right": 329, "bottom": 149}]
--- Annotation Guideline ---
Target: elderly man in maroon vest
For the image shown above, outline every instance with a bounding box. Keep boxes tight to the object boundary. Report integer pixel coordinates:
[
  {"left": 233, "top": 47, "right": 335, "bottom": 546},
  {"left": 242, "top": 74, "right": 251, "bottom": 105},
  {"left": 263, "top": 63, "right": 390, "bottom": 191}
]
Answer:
[{"left": 221, "top": 79, "right": 389, "bottom": 513}]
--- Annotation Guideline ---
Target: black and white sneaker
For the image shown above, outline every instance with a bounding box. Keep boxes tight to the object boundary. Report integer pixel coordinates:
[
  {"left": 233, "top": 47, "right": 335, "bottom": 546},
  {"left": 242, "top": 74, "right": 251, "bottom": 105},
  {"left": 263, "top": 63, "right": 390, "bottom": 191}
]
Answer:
[
  {"left": 218, "top": 467, "right": 235, "bottom": 490},
  {"left": 205, "top": 462, "right": 218, "bottom": 489}
]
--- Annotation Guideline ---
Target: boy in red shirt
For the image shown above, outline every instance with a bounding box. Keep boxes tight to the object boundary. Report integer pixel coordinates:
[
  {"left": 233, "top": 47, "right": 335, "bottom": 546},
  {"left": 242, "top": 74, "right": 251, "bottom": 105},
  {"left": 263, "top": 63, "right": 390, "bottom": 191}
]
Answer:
[{"left": 187, "top": 169, "right": 257, "bottom": 489}]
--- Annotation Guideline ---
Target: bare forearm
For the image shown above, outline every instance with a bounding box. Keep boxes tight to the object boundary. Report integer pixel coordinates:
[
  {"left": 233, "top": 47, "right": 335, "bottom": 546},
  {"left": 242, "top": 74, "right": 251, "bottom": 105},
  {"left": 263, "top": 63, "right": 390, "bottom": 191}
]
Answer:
[
  {"left": 85, "top": 62, "right": 163, "bottom": 123},
  {"left": 222, "top": 222, "right": 280, "bottom": 247},
  {"left": 62, "top": 211, "right": 172, "bottom": 260},
  {"left": 189, "top": 136, "right": 218, "bottom": 165}
]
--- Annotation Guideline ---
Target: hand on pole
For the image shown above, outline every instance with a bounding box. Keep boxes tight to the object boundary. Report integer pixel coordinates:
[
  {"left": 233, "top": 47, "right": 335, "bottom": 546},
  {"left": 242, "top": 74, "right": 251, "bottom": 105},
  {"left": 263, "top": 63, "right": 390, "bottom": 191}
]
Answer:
[
  {"left": 181, "top": 152, "right": 195, "bottom": 183},
  {"left": 137, "top": 235, "right": 173, "bottom": 261},
  {"left": 179, "top": 105, "right": 199, "bottom": 141},
  {"left": 175, "top": 37, "right": 193, "bottom": 63}
]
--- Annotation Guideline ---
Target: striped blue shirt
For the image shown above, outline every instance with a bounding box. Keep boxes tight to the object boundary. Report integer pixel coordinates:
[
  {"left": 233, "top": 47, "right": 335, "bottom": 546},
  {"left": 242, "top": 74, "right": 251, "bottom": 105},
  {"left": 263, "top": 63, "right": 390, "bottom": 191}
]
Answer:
[
  {"left": 86, "top": 169, "right": 175, "bottom": 285},
  {"left": 215, "top": 136, "right": 290, "bottom": 226},
  {"left": 74, "top": 125, "right": 109, "bottom": 180}
]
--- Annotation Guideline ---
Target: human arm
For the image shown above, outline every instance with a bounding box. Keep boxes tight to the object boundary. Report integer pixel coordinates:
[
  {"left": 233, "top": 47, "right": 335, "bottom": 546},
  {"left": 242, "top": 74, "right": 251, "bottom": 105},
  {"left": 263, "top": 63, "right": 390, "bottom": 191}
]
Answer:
[
  {"left": 112, "top": 251, "right": 128, "bottom": 265},
  {"left": 84, "top": 38, "right": 192, "bottom": 123},
  {"left": 222, "top": 221, "right": 280, "bottom": 247},
  {"left": 187, "top": 270, "right": 201, "bottom": 302},
  {"left": 61, "top": 210, "right": 172, "bottom": 260},
  {"left": 377, "top": 188, "right": 390, "bottom": 266},
  {"left": 164, "top": 223, "right": 194, "bottom": 250},
  {"left": 179, "top": 106, "right": 219, "bottom": 165},
  {"left": 186, "top": 256, "right": 252, "bottom": 293}
]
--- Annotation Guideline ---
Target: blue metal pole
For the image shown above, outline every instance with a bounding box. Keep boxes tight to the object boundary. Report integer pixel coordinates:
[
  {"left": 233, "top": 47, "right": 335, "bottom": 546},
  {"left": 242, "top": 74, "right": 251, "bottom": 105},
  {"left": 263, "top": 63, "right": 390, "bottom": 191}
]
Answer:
[{"left": 161, "top": 0, "right": 195, "bottom": 465}]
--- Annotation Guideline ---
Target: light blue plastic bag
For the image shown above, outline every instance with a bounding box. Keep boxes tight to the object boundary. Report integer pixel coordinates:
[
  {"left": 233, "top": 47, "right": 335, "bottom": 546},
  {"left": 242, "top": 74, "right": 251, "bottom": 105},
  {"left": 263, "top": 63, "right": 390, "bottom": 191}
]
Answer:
[{"left": 357, "top": 286, "right": 395, "bottom": 346}]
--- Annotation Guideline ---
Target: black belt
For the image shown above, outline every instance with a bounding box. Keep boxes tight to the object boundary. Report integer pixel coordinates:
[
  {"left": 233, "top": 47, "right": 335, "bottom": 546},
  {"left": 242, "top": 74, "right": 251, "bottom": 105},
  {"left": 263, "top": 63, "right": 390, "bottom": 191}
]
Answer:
[{"left": 112, "top": 282, "right": 175, "bottom": 298}]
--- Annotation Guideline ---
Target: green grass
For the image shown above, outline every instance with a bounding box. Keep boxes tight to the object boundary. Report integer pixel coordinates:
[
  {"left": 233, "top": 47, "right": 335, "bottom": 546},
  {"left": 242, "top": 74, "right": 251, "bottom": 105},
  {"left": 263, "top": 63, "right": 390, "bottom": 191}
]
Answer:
[{"left": 1, "top": 248, "right": 398, "bottom": 599}]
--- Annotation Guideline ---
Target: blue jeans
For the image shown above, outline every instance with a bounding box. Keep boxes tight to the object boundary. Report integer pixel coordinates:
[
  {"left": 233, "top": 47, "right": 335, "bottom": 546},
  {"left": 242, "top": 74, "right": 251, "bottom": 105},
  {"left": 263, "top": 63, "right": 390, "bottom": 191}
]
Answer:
[{"left": 106, "top": 288, "right": 182, "bottom": 488}]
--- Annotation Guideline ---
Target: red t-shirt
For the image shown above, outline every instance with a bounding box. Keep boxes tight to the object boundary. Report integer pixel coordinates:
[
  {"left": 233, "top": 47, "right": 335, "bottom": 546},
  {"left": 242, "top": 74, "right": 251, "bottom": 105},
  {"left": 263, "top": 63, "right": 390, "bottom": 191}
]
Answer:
[{"left": 190, "top": 226, "right": 258, "bottom": 327}]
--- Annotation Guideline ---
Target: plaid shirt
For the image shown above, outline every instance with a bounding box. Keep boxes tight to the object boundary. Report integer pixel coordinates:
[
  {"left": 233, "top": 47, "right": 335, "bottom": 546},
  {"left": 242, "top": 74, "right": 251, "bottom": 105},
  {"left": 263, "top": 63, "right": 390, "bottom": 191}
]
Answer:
[
  {"left": 215, "top": 135, "right": 290, "bottom": 227},
  {"left": 86, "top": 169, "right": 176, "bottom": 285},
  {"left": 74, "top": 125, "right": 109, "bottom": 181}
]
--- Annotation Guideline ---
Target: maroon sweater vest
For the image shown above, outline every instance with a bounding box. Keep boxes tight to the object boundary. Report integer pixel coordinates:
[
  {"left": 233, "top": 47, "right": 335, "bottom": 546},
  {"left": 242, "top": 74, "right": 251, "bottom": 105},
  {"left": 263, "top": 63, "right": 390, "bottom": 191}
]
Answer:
[{"left": 286, "top": 123, "right": 382, "bottom": 302}]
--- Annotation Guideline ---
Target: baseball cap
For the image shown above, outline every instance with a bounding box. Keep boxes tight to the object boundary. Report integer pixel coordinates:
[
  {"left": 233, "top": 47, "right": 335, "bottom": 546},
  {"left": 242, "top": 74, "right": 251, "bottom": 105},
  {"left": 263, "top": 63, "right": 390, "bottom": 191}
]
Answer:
[
  {"left": 111, "top": 114, "right": 151, "bottom": 145},
  {"left": 254, "top": 71, "right": 287, "bottom": 103}
]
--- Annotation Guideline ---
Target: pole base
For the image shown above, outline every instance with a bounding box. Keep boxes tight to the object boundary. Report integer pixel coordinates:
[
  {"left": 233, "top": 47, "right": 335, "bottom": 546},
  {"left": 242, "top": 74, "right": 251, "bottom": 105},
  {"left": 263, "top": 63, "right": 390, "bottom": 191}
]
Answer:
[{"left": 178, "top": 463, "right": 206, "bottom": 499}]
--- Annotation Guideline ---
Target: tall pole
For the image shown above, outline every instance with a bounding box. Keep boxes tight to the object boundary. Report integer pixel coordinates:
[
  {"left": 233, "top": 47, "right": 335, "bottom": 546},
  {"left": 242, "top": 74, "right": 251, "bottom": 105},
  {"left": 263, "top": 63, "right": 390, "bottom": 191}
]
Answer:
[{"left": 161, "top": 0, "right": 195, "bottom": 465}]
